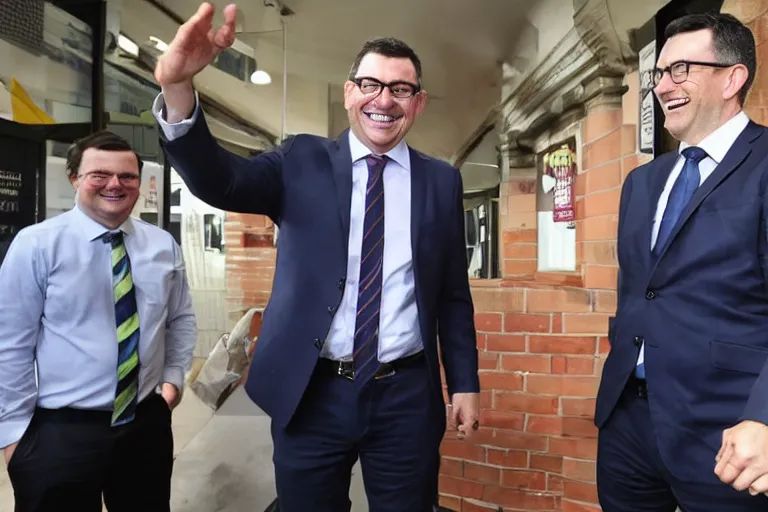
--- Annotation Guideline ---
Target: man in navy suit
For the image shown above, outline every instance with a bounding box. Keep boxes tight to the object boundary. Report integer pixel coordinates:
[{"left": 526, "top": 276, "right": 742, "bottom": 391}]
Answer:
[
  {"left": 151, "top": 3, "right": 480, "bottom": 511},
  {"left": 595, "top": 12, "right": 768, "bottom": 511}
]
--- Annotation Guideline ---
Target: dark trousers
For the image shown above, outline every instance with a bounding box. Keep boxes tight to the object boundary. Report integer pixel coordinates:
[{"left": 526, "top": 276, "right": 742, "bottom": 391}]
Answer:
[
  {"left": 271, "top": 353, "right": 445, "bottom": 512},
  {"left": 7, "top": 392, "right": 174, "bottom": 512},
  {"left": 597, "top": 377, "right": 768, "bottom": 511}
]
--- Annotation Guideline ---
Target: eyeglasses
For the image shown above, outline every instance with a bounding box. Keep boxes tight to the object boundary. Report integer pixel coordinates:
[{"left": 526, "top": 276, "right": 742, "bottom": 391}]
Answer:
[
  {"left": 352, "top": 77, "right": 421, "bottom": 99},
  {"left": 78, "top": 171, "right": 141, "bottom": 188},
  {"left": 651, "top": 60, "right": 735, "bottom": 87}
]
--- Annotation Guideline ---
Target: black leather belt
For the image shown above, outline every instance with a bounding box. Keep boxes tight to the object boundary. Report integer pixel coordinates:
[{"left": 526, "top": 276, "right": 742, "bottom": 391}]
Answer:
[{"left": 318, "top": 351, "right": 425, "bottom": 381}]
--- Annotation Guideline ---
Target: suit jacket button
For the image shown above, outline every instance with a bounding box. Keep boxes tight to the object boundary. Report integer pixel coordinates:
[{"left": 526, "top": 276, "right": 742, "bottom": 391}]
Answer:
[
  {"left": 633, "top": 336, "right": 643, "bottom": 347},
  {"left": 313, "top": 338, "right": 323, "bottom": 350},
  {"left": 327, "top": 305, "right": 336, "bottom": 314},
  {"left": 645, "top": 290, "right": 657, "bottom": 300},
  {"left": 338, "top": 278, "right": 346, "bottom": 290}
]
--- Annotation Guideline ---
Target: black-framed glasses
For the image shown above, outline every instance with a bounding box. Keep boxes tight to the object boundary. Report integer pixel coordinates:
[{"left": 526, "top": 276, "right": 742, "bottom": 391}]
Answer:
[
  {"left": 78, "top": 171, "right": 141, "bottom": 188},
  {"left": 651, "top": 60, "right": 735, "bottom": 86},
  {"left": 352, "top": 77, "right": 421, "bottom": 99}
]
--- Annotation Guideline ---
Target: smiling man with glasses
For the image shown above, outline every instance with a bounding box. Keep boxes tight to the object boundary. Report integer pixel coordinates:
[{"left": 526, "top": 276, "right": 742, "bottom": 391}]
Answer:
[
  {"left": 150, "top": 3, "right": 480, "bottom": 511},
  {"left": 594, "top": 12, "right": 768, "bottom": 512},
  {"left": 0, "top": 130, "right": 197, "bottom": 512}
]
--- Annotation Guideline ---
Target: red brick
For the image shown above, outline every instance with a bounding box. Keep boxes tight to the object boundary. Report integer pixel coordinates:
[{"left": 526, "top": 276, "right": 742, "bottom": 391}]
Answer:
[
  {"left": 437, "top": 495, "right": 461, "bottom": 510},
  {"left": 475, "top": 313, "right": 503, "bottom": 332},
  {"left": 440, "top": 457, "right": 464, "bottom": 477},
  {"left": 583, "top": 188, "right": 620, "bottom": 217},
  {"left": 440, "top": 440, "right": 486, "bottom": 462},
  {"left": 549, "top": 437, "right": 598, "bottom": 460},
  {"left": 504, "top": 243, "right": 537, "bottom": 259},
  {"left": 461, "top": 501, "right": 497, "bottom": 512},
  {"left": 504, "top": 259, "right": 538, "bottom": 277},
  {"left": 482, "top": 485, "right": 557, "bottom": 510},
  {"left": 464, "top": 462, "right": 501, "bottom": 485},
  {"left": 584, "top": 264, "right": 619, "bottom": 290},
  {"left": 479, "top": 410, "right": 525, "bottom": 430},
  {"left": 471, "top": 288, "right": 525, "bottom": 313},
  {"left": 562, "top": 499, "right": 602, "bottom": 512},
  {"left": 563, "top": 479, "right": 599, "bottom": 503},
  {"left": 561, "top": 398, "right": 596, "bottom": 418},
  {"left": 583, "top": 108, "right": 622, "bottom": 143},
  {"left": 478, "top": 352, "right": 499, "bottom": 370},
  {"left": 552, "top": 356, "right": 567, "bottom": 374},
  {"left": 548, "top": 474, "right": 565, "bottom": 493},
  {"left": 501, "top": 469, "right": 548, "bottom": 490},
  {"left": 501, "top": 354, "right": 551, "bottom": 373},
  {"left": 479, "top": 372, "right": 524, "bottom": 391},
  {"left": 438, "top": 475, "right": 483, "bottom": 500},
  {"left": 530, "top": 453, "right": 563, "bottom": 473},
  {"left": 598, "top": 337, "right": 611, "bottom": 354},
  {"left": 529, "top": 336, "right": 596, "bottom": 355},
  {"left": 526, "top": 289, "right": 592, "bottom": 313},
  {"left": 485, "top": 334, "right": 526, "bottom": 352},
  {"left": 486, "top": 449, "right": 528, "bottom": 468},
  {"left": 562, "top": 458, "right": 596, "bottom": 482},
  {"left": 562, "top": 313, "right": 610, "bottom": 335},
  {"left": 479, "top": 390, "right": 493, "bottom": 409},
  {"left": 495, "top": 393, "right": 559, "bottom": 415},
  {"left": 503, "top": 229, "right": 537, "bottom": 243},
  {"left": 526, "top": 415, "right": 563, "bottom": 435},
  {"left": 491, "top": 430, "right": 549, "bottom": 451},
  {"left": 564, "top": 357, "right": 596, "bottom": 375},
  {"left": 585, "top": 161, "right": 621, "bottom": 194},
  {"left": 526, "top": 375, "right": 599, "bottom": 396},
  {"left": 562, "top": 417, "right": 598, "bottom": 438},
  {"left": 505, "top": 313, "right": 551, "bottom": 333},
  {"left": 552, "top": 314, "right": 563, "bottom": 333},
  {"left": 593, "top": 290, "right": 617, "bottom": 313}
]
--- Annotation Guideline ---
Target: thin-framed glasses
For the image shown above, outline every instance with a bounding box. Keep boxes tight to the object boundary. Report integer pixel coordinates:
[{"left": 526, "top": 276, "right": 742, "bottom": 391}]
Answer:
[
  {"left": 78, "top": 171, "right": 140, "bottom": 188},
  {"left": 352, "top": 77, "right": 421, "bottom": 99},
  {"left": 651, "top": 60, "right": 735, "bottom": 86}
]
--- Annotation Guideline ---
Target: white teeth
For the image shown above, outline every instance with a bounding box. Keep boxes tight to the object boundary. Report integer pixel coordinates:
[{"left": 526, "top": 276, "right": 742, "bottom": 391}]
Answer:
[
  {"left": 667, "top": 98, "right": 689, "bottom": 107},
  {"left": 369, "top": 113, "right": 394, "bottom": 122}
]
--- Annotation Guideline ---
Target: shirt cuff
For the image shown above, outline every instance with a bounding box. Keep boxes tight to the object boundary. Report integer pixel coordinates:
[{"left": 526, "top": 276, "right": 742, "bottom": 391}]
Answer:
[
  {"left": 162, "top": 366, "right": 185, "bottom": 392},
  {"left": 0, "top": 416, "right": 32, "bottom": 450},
  {"left": 151, "top": 91, "right": 200, "bottom": 142}
]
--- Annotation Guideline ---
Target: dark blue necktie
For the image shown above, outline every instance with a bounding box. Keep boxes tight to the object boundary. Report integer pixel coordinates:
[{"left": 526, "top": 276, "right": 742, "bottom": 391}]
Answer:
[
  {"left": 653, "top": 146, "right": 708, "bottom": 256},
  {"left": 353, "top": 154, "right": 387, "bottom": 387}
]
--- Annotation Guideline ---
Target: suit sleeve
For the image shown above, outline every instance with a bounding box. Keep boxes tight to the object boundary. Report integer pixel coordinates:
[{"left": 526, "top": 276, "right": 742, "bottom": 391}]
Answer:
[
  {"left": 740, "top": 176, "right": 768, "bottom": 424},
  {"left": 610, "top": 172, "right": 633, "bottom": 343},
  {"left": 437, "top": 170, "right": 480, "bottom": 396},
  {"left": 155, "top": 92, "right": 292, "bottom": 221}
]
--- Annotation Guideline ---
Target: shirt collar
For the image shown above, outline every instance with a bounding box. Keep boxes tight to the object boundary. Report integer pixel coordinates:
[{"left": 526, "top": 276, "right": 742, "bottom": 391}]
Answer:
[
  {"left": 72, "top": 204, "right": 135, "bottom": 242},
  {"left": 347, "top": 130, "right": 411, "bottom": 171},
  {"left": 679, "top": 111, "right": 750, "bottom": 165}
]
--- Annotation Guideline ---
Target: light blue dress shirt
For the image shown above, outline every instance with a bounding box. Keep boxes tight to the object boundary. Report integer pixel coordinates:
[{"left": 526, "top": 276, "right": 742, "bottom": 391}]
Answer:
[
  {"left": 151, "top": 92, "right": 423, "bottom": 362},
  {"left": 0, "top": 206, "right": 197, "bottom": 448}
]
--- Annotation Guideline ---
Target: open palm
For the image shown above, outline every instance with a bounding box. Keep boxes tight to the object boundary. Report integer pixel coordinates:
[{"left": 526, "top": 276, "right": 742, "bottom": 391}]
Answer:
[{"left": 154, "top": 2, "right": 237, "bottom": 86}]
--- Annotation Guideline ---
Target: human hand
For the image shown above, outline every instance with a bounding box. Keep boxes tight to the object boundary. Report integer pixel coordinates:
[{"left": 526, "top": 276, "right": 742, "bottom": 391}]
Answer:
[
  {"left": 714, "top": 420, "right": 768, "bottom": 495},
  {"left": 449, "top": 393, "right": 480, "bottom": 441},
  {"left": 154, "top": 2, "right": 237, "bottom": 87},
  {"left": 161, "top": 382, "right": 181, "bottom": 410},
  {"left": 3, "top": 442, "right": 17, "bottom": 466}
]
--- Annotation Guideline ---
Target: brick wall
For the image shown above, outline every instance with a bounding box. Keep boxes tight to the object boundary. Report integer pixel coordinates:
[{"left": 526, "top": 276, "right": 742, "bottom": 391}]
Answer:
[{"left": 437, "top": 78, "right": 650, "bottom": 511}]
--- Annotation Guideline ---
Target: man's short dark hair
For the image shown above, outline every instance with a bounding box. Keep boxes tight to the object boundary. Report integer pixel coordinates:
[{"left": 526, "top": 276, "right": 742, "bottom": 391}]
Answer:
[
  {"left": 665, "top": 12, "right": 756, "bottom": 105},
  {"left": 65, "top": 130, "right": 143, "bottom": 179},
  {"left": 347, "top": 37, "right": 423, "bottom": 86}
]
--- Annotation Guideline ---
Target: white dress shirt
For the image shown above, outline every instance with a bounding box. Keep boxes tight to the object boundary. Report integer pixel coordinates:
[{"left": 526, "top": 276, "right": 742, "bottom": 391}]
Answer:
[
  {"left": 637, "top": 111, "right": 750, "bottom": 369},
  {"left": 151, "top": 93, "right": 423, "bottom": 362},
  {"left": 0, "top": 206, "right": 197, "bottom": 448}
]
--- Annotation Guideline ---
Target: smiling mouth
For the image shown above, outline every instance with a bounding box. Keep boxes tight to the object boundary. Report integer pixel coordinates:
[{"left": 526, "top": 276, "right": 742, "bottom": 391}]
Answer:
[
  {"left": 100, "top": 193, "right": 126, "bottom": 202},
  {"left": 364, "top": 112, "right": 402, "bottom": 125},
  {"left": 666, "top": 98, "right": 690, "bottom": 111}
]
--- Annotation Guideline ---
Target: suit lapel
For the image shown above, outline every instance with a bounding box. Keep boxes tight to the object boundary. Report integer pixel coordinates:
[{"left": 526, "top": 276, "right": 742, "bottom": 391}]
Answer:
[
  {"left": 330, "top": 130, "right": 353, "bottom": 243},
  {"left": 409, "top": 147, "right": 427, "bottom": 263},
  {"left": 652, "top": 121, "right": 762, "bottom": 265},
  {"left": 644, "top": 152, "right": 679, "bottom": 256}
]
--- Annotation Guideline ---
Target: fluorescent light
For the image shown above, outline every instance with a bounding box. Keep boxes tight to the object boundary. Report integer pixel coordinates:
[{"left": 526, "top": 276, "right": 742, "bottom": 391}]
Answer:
[
  {"left": 149, "top": 36, "right": 169, "bottom": 52},
  {"left": 117, "top": 34, "right": 139, "bottom": 57},
  {"left": 250, "top": 70, "right": 271, "bottom": 85}
]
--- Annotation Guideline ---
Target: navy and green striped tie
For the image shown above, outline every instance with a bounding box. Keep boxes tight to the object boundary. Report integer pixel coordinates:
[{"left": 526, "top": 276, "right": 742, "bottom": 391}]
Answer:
[{"left": 106, "top": 231, "right": 140, "bottom": 426}]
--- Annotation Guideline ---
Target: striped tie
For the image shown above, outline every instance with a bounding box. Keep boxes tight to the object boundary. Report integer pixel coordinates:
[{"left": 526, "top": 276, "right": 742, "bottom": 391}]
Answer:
[
  {"left": 106, "top": 231, "right": 140, "bottom": 426},
  {"left": 352, "top": 154, "right": 387, "bottom": 387}
]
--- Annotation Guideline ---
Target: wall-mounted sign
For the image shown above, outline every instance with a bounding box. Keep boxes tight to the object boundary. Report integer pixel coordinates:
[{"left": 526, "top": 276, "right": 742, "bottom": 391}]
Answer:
[{"left": 638, "top": 41, "right": 656, "bottom": 155}]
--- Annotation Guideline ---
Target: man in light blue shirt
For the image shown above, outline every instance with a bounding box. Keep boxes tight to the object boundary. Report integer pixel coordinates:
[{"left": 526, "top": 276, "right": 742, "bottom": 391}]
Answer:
[{"left": 0, "top": 131, "right": 197, "bottom": 512}]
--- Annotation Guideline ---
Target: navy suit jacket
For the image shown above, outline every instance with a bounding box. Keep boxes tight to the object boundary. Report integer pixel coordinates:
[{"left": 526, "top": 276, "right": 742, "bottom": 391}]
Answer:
[
  {"left": 595, "top": 121, "right": 768, "bottom": 480},
  {"left": 160, "top": 115, "right": 480, "bottom": 428}
]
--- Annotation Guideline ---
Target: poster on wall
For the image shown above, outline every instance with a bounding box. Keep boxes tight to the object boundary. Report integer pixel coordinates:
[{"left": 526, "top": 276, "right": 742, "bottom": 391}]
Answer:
[
  {"left": 638, "top": 41, "right": 656, "bottom": 155},
  {"left": 131, "top": 161, "right": 164, "bottom": 227},
  {"left": 0, "top": 167, "right": 36, "bottom": 265}
]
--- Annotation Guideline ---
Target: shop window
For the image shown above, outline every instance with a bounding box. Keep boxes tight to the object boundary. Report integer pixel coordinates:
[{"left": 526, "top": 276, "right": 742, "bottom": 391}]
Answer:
[{"left": 536, "top": 139, "right": 577, "bottom": 272}]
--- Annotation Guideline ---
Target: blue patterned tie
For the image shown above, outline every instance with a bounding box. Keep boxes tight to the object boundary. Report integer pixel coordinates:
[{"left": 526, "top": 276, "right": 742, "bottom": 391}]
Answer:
[
  {"left": 653, "top": 146, "right": 707, "bottom": 256},
  {"left": 353, "top": 154, "right": 387, "bottom": 387},
  {"left": 105, "top": 231, "right": 141, "bottom": 425},
  {"left": 637, "top": 146, "right": 707, "bottom": 379}
]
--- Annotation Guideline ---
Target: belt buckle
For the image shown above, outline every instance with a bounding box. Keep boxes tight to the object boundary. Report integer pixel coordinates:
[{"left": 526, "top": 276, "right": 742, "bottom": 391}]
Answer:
[
  {"left": 374, "top": 363, "right": 396, "bottom": 380},
  {"left": 337, "top": 362, "right": 354, "bottom": 381}
]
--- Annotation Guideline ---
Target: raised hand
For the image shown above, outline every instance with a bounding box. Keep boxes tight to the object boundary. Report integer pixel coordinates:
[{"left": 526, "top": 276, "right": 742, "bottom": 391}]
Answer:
[{"left": 154, "top": 2, "right": 237, "bottom": 87}]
